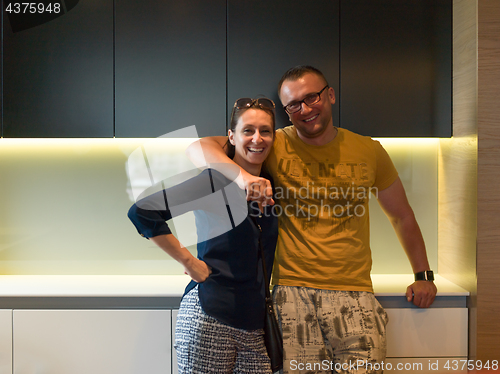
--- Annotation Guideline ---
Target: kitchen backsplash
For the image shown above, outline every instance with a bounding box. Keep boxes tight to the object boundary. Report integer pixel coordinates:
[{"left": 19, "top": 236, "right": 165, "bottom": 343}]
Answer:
[{"left": 0, "top": 137, "right": 438, "bottom": 275}]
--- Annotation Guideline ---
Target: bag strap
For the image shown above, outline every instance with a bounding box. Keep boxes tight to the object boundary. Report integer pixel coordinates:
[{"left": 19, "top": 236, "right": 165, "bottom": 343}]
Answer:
[{"left": 253, "top": 219, "right": 272, "bottom": 300}]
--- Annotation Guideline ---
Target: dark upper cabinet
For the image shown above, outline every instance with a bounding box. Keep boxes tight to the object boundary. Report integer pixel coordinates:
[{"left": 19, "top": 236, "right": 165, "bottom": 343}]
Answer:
[
  {"left": 2, "top": 0, "right": 113, "bottom": 137},
  {"left": 227, "top": 0, "right": 340, "bottom": 131},
  {"left": 1, "top": 0, "right": 452, "bottom": 138},
  {"left": 340, "top": 0, "right": 452, "bottom": 137},
  {"left": 115, "top": 0, "right": 226, "bottom": 138}
]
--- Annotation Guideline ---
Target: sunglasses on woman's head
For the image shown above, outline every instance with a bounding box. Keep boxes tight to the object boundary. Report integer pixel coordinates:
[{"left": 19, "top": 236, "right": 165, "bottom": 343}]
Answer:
[
  {"left": 233, "top": 98, "right": 275, "bottom": 111},
  {"left": 230, "top": 98, "right": 276, "bottom": 127}
]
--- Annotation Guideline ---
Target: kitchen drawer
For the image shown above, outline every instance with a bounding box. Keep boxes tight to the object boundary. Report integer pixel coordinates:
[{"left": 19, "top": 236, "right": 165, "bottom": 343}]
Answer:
[
  {"left": 0, "top": 310, "right": 12, "bottom": 374},
  {"left": 13, "top": 309, "right": 171, "bottom": 374},
  {"left": 386, "top": 308, "right": 467, "bottom": 357}
]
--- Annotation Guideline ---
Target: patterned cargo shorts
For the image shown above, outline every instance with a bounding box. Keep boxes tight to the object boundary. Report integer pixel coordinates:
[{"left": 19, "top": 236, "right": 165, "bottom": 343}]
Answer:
[{"left": 272, "top": 286, "right": 388, "bottom": 374}]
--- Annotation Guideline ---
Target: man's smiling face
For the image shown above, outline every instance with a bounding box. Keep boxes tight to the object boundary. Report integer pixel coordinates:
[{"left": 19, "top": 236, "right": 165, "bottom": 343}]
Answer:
[{"left": 279, "top": 72, "right": 336, "bottom": 144}]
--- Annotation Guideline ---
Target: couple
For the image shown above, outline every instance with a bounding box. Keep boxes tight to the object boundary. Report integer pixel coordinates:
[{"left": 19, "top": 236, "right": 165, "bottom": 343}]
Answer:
[{"left": 128, "top": 65, "right": 437, "bottom": 374}]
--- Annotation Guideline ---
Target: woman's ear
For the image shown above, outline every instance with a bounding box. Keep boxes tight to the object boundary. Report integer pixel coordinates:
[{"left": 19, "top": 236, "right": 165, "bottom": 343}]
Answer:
[{"left": 228, "top": 130, "right": 236, "bottom": 146}]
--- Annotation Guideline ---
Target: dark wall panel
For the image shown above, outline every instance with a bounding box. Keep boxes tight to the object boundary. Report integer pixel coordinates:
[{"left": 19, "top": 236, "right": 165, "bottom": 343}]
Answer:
[
  {"left": 3, "top": 0, "right": 113, "bottom": 137},
  {"left": 115, "top": 0, "right": 226, "bottom": 138},
  {"left": 340, "top": 0, "right": 452, "bottom": 137},
  {"left": 228, "top": 0, "right": 340, "bottom": 131}
]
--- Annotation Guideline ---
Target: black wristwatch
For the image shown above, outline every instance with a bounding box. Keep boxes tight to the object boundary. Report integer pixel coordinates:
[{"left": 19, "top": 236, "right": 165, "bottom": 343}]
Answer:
[{"left": 414, "top": 270, "right": 434, "bottom": 281}]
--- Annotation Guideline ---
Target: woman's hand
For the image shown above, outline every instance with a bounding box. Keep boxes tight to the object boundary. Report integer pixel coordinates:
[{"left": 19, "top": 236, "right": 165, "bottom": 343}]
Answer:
[
  {"left": 150, "top": 235, "right": 212, "bottom": 283},
  {"left": 184, "top": 257, "right": 212, "bottom": 283}
]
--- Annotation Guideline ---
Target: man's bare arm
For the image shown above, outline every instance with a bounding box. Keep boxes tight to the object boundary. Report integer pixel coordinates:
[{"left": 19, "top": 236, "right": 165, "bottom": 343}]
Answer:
[
  {"left": 377, "top": 177, "right": 437, "bottom": 308},
  {"left": 186, "top": 137, "right": 274, "bottom": 206},
  {"left": 185, "top": 136, "right": 229, "bottom": 169}
]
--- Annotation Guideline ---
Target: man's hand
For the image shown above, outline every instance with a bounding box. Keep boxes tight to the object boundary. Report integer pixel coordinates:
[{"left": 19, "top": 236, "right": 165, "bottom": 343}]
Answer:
[
  {"left": 184, "top": 257, "right": 212, "bottom": 283},
  {"left": 406, "top": 281, "right": 437, "bottom": 308},
  {"left": 240, "top": 172, "right": 275, "bottom": 208}
]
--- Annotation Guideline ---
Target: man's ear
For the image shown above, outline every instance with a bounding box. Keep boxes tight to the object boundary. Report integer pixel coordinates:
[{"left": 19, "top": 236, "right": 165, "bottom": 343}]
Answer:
[{"left": 328, "top": 87, "right": 336, "bottom": 105}]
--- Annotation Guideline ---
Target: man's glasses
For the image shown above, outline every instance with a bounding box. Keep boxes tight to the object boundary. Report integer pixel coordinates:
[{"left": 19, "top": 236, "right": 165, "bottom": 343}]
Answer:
[{"left": 283, "top": 85, "right": 329, "bottom": 114}]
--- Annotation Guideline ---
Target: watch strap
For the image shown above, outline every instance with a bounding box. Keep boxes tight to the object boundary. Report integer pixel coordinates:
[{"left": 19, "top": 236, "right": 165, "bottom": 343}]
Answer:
[{"left": 414, "top": 270, "right": 434, "bottom": 281}]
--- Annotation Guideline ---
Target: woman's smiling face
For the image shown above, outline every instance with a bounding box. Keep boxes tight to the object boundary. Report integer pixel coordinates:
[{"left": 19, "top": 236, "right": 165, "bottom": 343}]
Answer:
[{"left": 228, "top": 108, "right": 274, "bottom": 175}]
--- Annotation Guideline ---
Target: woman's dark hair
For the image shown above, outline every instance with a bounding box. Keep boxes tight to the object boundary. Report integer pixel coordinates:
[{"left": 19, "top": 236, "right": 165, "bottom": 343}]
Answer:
[{"left": 224, "top": 99, "right": 276, "bottom": 159}]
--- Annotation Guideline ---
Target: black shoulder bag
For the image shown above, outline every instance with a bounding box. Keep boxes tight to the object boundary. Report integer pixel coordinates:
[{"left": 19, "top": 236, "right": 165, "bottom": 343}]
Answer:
[{"left": 255, "top": 221, "right": 283, "bottom": 372}]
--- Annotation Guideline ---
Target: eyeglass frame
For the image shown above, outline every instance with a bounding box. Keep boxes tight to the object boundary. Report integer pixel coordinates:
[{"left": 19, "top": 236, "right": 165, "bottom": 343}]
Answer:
[{"left": 283, "top": 85, "right": 329, "bottom": 114}]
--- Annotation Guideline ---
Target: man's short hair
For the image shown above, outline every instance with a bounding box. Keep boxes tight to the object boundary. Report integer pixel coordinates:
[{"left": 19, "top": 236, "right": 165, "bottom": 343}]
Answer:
[{"left": 277, "top": 65, "right": 329, "bottom": 96}]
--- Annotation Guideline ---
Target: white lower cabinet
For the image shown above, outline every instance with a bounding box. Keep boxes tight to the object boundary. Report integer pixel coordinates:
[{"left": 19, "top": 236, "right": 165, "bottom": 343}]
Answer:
[
  {"left": 0, "top": 310, "right": 13, "bottom": 374},
  {"left": 385, "top": 308, "right": 468, "bottom": 373},
  {"left": 172, "top": 309, "right": 179, "bottom": 374},
  {"left": 7, "top": 306, "right": 468, "bottom": 374},
  {"left": 13, "top": 310, "right": 172, "bottom": 374},
  {"left": 386, "top": 308, "right": 468, "bottom": 357}
]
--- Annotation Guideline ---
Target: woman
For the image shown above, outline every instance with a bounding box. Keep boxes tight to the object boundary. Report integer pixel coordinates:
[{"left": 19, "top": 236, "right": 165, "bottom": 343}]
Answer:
[{"left": 128, "top": 97, "right": 278, "bottom": 373}]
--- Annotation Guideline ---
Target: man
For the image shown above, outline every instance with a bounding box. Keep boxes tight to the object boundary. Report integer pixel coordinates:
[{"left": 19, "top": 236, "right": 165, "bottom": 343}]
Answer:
[{"left": 186, "top": 66, "right": 437, "bottom": 373}]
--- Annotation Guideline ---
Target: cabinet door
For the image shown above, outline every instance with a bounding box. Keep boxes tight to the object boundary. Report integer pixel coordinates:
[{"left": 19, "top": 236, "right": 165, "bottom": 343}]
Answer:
[
  {"left": 0, "top": 310, "right": 12, "bottom": 374},
  {"left": 227, "top": 0, "right": 340, "bottom": 130},
  {"left": 115, "top": 0, "right": 226, "bottom": 138},
  {"left": 385, "top": 308, "right": 467, "bottom": 358},
  {"left": 340, "top": 0, "right": 452, "bottom": 137},
  {"left": 2, "top": 0, "right": 114, "bottom": 137},
  {"left": 172, "top": 309, "right": 179, "bottom": 374},
  {"left": 13, "top": 310, "right": 171, "bottom": 374}
]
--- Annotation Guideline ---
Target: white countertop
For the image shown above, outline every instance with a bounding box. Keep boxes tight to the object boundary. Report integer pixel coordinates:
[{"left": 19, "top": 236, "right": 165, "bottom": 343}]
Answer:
[
  {"left": 0, "top": 274, "right": 469, "bottom": 297},
  {"left": 370, "top": 274, "right": 469, "bottom": 296}
]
